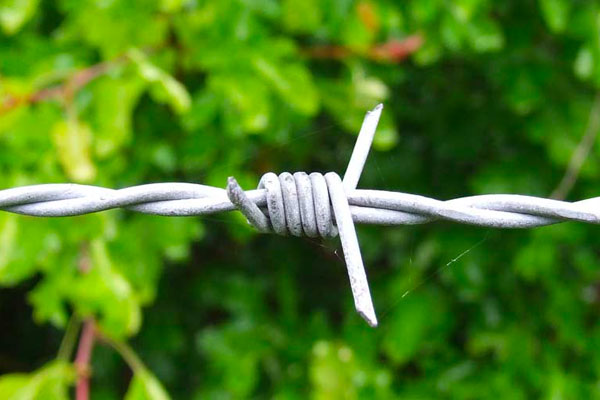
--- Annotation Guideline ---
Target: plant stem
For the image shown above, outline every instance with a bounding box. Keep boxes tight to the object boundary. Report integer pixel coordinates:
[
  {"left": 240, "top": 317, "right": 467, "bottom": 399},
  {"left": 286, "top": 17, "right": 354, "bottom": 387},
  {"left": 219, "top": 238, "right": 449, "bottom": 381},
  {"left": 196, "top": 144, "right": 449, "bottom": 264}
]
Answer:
[
  {"left": 97, "top": 330, "right": 145, "bottom": 374},
  {"left": 75, "top": 319, "right": 96, "bottom": 400},
  {"left": 303, "top": 35, "right": 423, "bottom": 63},
  {"left": 57, "top": 314, "right": 81, "bottom": 362},
  {"left": 74, "top": 243, "right": 95, "bottom": 400},
  {"left": 551, "top": 93, "right": 600, "bottom": 200}
]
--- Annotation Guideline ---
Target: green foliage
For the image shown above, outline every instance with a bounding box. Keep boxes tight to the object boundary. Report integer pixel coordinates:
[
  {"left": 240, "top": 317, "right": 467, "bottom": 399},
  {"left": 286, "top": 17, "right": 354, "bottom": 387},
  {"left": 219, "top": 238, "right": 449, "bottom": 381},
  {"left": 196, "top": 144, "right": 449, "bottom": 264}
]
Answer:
[
  {"left": 124, "top": 369, "right": 170, "bottom": 400},
  {"left": 2, "top": 0, "right": 600, "bottom": 398},
  {"left": 0, "top": 361, "right": 74, "bottom": 400}
]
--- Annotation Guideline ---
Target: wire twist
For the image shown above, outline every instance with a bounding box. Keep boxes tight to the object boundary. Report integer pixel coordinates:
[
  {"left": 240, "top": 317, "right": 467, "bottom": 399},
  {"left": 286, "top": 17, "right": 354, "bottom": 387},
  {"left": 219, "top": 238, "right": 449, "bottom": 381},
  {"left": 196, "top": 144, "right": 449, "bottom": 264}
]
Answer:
[
  {"left": 4, "top": 185, "right": 600, "bottom": 228},
  {"left": 3, "top": 104, "right": 600, "bottom": 326}
]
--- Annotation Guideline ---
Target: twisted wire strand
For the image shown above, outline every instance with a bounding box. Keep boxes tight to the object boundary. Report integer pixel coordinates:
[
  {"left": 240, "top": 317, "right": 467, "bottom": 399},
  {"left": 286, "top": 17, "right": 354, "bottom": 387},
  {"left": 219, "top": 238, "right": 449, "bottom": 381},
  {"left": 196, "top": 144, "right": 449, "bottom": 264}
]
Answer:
[
  {"left": 2, "top": 183, "right": 599, "bottom": 228},
  {"left": 1, "top": 104, "right": 596, "bottom": 327}
]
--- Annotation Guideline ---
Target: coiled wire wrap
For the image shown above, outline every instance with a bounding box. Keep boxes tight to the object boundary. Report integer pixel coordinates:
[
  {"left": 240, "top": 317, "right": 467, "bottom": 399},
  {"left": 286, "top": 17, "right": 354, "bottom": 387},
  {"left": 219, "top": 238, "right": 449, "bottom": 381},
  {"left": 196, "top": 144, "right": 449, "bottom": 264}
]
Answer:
[{"left": 227, "top": 172, "right": 338, "bottom": 238}]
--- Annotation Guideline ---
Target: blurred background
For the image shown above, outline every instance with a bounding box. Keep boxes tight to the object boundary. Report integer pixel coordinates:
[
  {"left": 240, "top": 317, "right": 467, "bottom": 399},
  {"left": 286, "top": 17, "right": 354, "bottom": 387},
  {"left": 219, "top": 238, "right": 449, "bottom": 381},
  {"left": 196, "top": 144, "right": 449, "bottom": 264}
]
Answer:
[{"left": 2, "top": 0, "right": 600, "bottom": 398}]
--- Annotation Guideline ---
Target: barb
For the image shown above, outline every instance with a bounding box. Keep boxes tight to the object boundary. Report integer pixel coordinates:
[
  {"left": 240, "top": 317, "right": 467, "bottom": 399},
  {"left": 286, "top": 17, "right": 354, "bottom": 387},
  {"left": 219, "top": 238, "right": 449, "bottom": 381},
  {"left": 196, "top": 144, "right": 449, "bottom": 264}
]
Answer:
[{"left": 3, "top": 105, "right": 600, "bottom": 325}]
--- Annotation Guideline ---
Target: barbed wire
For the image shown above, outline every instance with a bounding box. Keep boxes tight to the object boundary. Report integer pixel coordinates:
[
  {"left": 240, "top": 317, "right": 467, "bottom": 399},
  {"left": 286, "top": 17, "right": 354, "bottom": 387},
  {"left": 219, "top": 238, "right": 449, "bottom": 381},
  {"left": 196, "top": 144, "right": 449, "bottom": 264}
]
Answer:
[{"left": 2, "top": 105, "right": 598, "bottom": 327}]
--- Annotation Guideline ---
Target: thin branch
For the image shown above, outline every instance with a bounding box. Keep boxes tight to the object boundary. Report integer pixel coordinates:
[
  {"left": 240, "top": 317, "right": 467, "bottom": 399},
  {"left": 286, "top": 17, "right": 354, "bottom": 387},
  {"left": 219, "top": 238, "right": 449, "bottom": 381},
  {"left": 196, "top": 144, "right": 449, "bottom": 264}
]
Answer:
[
  {"left": 368, "top": 35, "right": 424, "bottom": 62},
  {"left": 74, "top": 243, "right": 95, "bottom": 400},
  {"left": 96, "top": 330, "right": 145, "bottom": 373},
  {"left": 0, "top": 57, "right": 123, "bottom": 115},
  {"left": 551, "top": 93, "right": 600, "bottom": 200},
  {"left": 56, "top": 314, "right": 81, "bottom": 362},
  {"left": 74, "top": 319, "right": 96, "bottom": 400},
  {"left": 78, "top": 242, "right": 92, "bottom": 273},
  {"left": 304, "top": 35, "right": 423, "bottom": 63}
]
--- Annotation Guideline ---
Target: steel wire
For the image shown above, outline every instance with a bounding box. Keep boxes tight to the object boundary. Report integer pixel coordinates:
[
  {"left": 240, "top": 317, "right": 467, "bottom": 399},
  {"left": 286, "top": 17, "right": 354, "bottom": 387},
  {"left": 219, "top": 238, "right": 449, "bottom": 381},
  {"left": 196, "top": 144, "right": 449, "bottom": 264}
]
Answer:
[
  {"left": 1, "top": 104, "right": 595, "bottom": 327},
  {"left": 1, "top": 183, "right": 598, "bottom": 228}
]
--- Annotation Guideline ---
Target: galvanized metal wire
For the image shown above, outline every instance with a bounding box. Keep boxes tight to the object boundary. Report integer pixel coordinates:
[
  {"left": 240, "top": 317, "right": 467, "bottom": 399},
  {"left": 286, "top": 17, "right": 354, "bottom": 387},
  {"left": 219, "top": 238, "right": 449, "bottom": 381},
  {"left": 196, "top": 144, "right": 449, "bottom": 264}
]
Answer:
[
  {"left": 2, "top": 104, "right": 598, "bottom": 326},
  {"left": 4, "top": 182, "right": 600, "bottom": 228}
]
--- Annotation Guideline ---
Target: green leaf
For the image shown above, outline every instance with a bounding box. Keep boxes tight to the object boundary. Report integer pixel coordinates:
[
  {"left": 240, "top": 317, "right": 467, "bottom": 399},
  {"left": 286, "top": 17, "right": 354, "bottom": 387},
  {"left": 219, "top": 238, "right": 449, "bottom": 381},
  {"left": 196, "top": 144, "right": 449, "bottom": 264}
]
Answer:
[
  {"left": 339, "top": 3, "right": 376, "bottom": 50},
  {"left": 182, "top": 90, "right": 219, "bottom": 131},
  {"left": 539, "top": 0, "right": 570, "bottom": 33},
  {"left": 129, "top": 49, "right": 191, "bottom": 114},
  {"left": 0, "top": 361, "right": 74, "bottom": 400},
  {"left": 251, "top": 56, "right": 319, "bottom": 116},
  {"left": 0, "top": 375, "right": 29, "bottom": 398},
  {"left": 574, "top": 46, "right": 594, "bottom": 80},
  {"left": 51, "top": 118, "right": 96, "bottom": 182},
  {"left": 108, "top": 215, "right": 202, "bottom": 303},
  {"left": 125, "top": 369, "right": 171, "bottom": 400},
  {"left": 352, "top": 70, "right": 389, "bottom": 107},
  {"left": 381, "top": 294, "right": 440, "bottom": 365},
  {"left": 372, "top": 116, "right": 398, "bottom": 151},
  {"left": 440, "top": 14, "right": 464, "bottom": 51},
  {"left": 281, "top": 0, "right": 322, "bottom": 33},
  {"left": 60, "top": 3, "right": 168, "bottom": 58},
  {"left": 466, "top": 18, "right": 504, "bottom": 52},
  {"left": 197, "top": 323, "right": 262, "bottom": 397},
  {"left": 414, "top": 35, "right": 443, "bottom": 65},
  {"left": 29, "top": 271, "right": 71, "bottom": 327},
  {"left": 93, "top": 76, "right": 145, "bottom": 157},
  {"left": 0, "top": 215, "right": 19, "bottom": 284},
  {"left": 504, "top": 71, "right": 542, "bottom": 115},
  {"left": 69, "top": 239, "right": 142, "bottom": 337},
  {"left": 208, "top": 73, "right": 271, "bottom": 132},
  {"left": 309, "top": 341, "right": 359, "bottom": 400},
  {"left": 159, "top": 0, "right": 184, "bottom": 13},
  {"left": 410, "top": 0, "right": 441, "bottom": 24},
  {"left": 0, "top": 0, "right": 39, "bottom": 35},
  {"left": 514, "top": 233, "right": 557, "bottom": 281},
  {"left": 450, "top": 0, "right": 484, "bottom": 22}
]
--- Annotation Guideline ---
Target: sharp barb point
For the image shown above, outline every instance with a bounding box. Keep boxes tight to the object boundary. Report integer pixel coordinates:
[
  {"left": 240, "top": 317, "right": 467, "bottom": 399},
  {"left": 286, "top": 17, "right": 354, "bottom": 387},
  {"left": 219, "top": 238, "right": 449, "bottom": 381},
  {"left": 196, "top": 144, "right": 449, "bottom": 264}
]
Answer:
[
  {"left": 342, "top": 103, "right": 383, "bottom": 191},
  {"left": 358, "top": 308, "right": 378, "bottom": 327}
]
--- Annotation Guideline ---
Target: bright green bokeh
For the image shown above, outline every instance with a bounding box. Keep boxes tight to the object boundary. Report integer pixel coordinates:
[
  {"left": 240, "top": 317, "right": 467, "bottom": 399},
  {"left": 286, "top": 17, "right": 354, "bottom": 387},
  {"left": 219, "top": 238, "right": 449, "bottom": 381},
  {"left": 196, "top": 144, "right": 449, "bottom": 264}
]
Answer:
[{"left": 1, "top": 0, "right": 600, "bottom": 398}]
